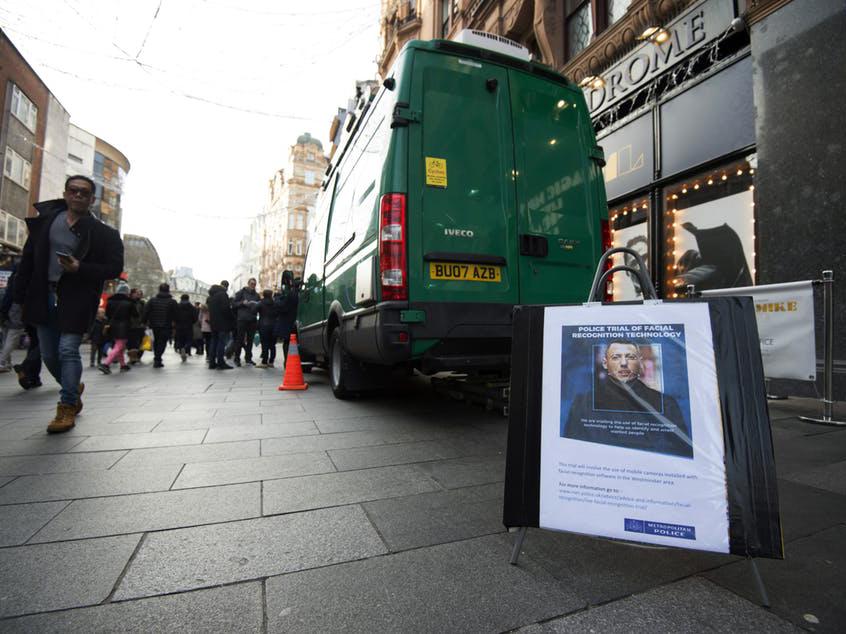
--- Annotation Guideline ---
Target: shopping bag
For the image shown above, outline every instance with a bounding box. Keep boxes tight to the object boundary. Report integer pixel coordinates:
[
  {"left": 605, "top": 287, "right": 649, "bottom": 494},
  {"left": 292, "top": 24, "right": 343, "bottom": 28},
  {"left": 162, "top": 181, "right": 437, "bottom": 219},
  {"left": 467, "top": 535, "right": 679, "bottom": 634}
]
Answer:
[{"left": 141, "top": 334, "right": 152, "bottom": 351}]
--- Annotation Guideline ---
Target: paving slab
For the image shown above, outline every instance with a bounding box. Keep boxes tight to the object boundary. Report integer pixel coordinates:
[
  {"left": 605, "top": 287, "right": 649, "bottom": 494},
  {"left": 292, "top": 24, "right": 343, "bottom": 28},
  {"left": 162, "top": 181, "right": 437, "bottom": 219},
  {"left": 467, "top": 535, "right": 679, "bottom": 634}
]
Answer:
[
  {"left": 705, "top": 525, "right": 846, "bottom": 632},
  {"left": 264, "top": 534, "right": 581, "bottom": 634},
  {"left": 0, "top": 534, "right": 141, "bottom": 618},
  {"left": 67, "top": 430, "right": 207, "bottom": 452},
  {"left": 414, "top": 454, "right": 506, "bottom": 489},
  {"left": 517, "top": 526, "right": 729, "bottom": 605},
  {"left": 260, "top": 429, "right": 441, "bottom": 456},
  {"left": 263, "top": 464, "right": 441, "bottom": 514},
  {"left": 0, "top": 437, "right": 86, "bottom": 457},
  {"left": 153, "top": 414, "right": 263, "bottom": 431},
  {"left": 531, "top": 577, "right": 799, "bottom": 632},
  {"left": 114, "top": 505, "right": 387, "bottom": 599},
  {"left": 776, "top": 478, "right": 846, "bottom": 543},
  {"left": 203, "top": 420, "right": 318, "bottom": 443},
  {"left": 0, "top": 451, "right": 126, "bottom": 476},
  {"left": 774, "top": 428, "right": 846, "bottom": 476},
  {"left": 1, "top": 580, "right": 264, "bottom": 633},
  {"left": 0, "top": 500, "right": 68, "bottom": 546},
  {"left": 0, "top": 465, "right": 182, "bottom": 504},
  {"left": 781, "top": 459, "right": 846, "bottom": 496},
  {"left": 362, "top": 483, "right": 504, "bottom": 551},
  {"left": 172, "top": 451, "right": 335, "bottom": 489},
  {"left": 111, "top": 440, "right": 259, "bottom": 470},
  {"left": 328, "top": 440, "right": 466, "bottom": 471},
  {"left": 30, "top": 482, "right": 261, "bottom": 542}
]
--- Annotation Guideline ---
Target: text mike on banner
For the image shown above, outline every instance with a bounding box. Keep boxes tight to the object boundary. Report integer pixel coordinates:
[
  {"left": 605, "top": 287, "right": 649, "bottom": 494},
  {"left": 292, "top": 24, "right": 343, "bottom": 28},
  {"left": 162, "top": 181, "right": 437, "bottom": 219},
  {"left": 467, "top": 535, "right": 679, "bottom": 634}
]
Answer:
[{"left": 700, "top": 281, "right": 816, "bottom": 381}]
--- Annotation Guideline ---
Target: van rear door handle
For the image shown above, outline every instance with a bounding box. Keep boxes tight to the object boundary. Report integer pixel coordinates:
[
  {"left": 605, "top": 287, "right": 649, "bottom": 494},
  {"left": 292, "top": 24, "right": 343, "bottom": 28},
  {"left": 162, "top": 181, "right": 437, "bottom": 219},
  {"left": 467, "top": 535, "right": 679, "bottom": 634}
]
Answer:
[{"left": 519, "top": 234, "right": 548, "bottom": 257}]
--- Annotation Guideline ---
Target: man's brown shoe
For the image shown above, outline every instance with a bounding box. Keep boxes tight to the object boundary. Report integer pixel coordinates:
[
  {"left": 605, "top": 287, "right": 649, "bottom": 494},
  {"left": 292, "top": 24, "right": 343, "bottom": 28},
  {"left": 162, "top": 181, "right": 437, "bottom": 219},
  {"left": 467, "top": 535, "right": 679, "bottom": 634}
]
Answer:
[
  {"left": 75, "top": 382, "right": 85, "bottom": 415},
  {"left": 47, "top": 403, "right": 76, "bottom": 434}
]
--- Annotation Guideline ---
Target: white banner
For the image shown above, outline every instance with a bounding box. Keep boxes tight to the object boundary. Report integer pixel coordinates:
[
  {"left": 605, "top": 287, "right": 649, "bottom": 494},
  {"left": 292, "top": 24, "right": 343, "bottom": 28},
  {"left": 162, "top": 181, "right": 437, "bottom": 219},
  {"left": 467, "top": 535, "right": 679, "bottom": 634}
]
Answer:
[
  {"left": 700, "top": 281, "right": 816, "bottom": 381},
  {"left": 539, "top": 302, "right": 729, "bottom": 553}
]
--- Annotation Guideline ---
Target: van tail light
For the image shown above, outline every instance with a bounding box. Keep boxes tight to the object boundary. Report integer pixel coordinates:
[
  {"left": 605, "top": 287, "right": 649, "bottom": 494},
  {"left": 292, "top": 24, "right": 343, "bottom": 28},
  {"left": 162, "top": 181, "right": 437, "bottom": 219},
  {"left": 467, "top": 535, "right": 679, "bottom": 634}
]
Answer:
[
  {"left": 600, "top": 218, "right": 613, "bottom": 300},
  {"left": 379, "top": 193, "right": 408, "bottom": 301}
]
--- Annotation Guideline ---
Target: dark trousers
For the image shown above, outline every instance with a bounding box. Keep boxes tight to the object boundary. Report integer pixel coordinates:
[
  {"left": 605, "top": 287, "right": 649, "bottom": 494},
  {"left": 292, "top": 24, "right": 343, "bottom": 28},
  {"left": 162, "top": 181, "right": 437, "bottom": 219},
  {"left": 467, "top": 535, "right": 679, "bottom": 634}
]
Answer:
[
  {"left": 89, "top": 341, "right": 103, "bottom": 366},
  {"left": 234, "top": 320, "right": 257, "bottom": 362},
  {"left": 174, "top": 328, "right": 193, "bottom": 353},
  {"left": 202, "top": 333, "right": 212, "bottom": 358},
  {"left": 152, "top": 327, "right": 170, "bottom": 363},
  {"left": 212, "top": 331, "right": 230, "bottom": 367},
  {"left": 259, "top": 325, "right": 276, "bottom": 364},
  {"left": 20, "top": 325, "right": 41, "bottom": 385}
]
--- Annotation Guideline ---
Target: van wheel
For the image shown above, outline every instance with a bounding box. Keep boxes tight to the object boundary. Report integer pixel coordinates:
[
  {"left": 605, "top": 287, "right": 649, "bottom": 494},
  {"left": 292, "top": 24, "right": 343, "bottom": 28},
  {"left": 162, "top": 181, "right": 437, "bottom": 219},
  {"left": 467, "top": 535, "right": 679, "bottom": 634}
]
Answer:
[{"left": 329, "top": 329, "right": 353, "bottom": 399}]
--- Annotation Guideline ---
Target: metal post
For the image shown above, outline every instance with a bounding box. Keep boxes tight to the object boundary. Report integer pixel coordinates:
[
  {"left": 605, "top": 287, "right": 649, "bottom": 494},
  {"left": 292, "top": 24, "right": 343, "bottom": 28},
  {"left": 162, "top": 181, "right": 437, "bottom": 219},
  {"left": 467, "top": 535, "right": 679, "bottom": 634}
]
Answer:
[
  {"left": 748, "top": 557, "right": 770, "bottom": 608},
  {"left": 800, "top": 270, "right": 846, "bottom": 426},
  {"left": 509, "top": 526, "right": 527, "bottom": 565}
]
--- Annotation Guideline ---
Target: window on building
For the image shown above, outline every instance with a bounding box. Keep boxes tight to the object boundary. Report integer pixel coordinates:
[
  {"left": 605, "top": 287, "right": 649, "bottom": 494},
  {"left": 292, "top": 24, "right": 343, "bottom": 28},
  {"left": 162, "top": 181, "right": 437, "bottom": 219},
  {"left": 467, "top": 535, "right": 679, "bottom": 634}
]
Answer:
[
  {"left": 296, "top": 213, "right": 305, "bottom": 230},
  {"left": 307, "top": 152, "right": 315, "bottom": 161},
  {"left": 606, "top": 0, "right": 631, "bottom": 25},
  {"left": 296, "top": 240, "right": 303, "bottom": 256},
  {"left": 287, "top": 240, "right": 294, "bottom": 255},
  {"left": 10, "top": 85, "right": 38, "bottom": 132},
  {"left": 566, "top": 0, "right": 593, "bottom": 60},
  {"left": 4, "top": 147, "right": 32, "bottom": 190},
  {"left": 440, "top": 0, "right": 454, "bottom": 37},
  {"left": 304, "top": 170, "right": 315, "bottom": 185},
  {"left": 288, "top": 213, "right": 296, "bottom": 229}
]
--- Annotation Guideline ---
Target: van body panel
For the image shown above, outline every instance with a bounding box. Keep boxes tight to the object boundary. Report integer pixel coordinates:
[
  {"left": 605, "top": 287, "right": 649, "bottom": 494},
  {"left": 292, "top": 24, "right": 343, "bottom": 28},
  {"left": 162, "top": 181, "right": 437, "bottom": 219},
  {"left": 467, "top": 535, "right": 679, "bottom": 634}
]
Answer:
[
  {"left": 508, "top": 70, "right": 605, "bottom": 305},
  {"left": 407, "top": 52, "right": 519, "bottom": 306}
]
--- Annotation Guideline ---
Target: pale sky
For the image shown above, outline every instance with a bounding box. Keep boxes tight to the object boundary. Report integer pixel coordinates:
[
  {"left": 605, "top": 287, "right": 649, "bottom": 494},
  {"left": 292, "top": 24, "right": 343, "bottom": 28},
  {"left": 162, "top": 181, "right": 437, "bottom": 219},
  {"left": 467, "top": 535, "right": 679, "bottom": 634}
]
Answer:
[{"left": 1, "top": 0, "right": 381, "bottom": 284}]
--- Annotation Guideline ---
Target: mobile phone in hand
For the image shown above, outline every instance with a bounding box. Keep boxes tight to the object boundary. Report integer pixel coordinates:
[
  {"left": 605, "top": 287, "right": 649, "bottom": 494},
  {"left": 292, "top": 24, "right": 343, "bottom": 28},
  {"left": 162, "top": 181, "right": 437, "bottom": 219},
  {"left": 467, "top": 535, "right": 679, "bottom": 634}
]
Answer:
[{"left": 56, "top": 251, "right": 73, "bottom": 259}]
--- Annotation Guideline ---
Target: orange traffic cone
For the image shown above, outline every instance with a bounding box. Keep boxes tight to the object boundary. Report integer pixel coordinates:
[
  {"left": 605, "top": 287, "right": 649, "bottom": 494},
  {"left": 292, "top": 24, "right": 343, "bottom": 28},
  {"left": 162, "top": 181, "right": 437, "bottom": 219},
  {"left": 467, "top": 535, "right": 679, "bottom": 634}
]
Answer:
[{"left": 278, "top": 334, "right": 308, "bottom": 391}]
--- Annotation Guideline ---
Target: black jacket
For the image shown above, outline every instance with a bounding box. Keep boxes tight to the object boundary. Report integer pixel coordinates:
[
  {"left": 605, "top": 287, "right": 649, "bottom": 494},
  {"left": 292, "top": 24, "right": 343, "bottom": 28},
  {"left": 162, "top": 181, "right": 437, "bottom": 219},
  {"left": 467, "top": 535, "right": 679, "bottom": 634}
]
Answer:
[
  {"left": 174, "top": 299, "right": 198, "bottom": 331},
  {"left": 273, "top": 286, "right": 298, "bottom": 339},
  {"left": 144, "top": 292, "right": 178, "bottom": 329},
  {"left": 105, "top": 293, "right": 134, "bottom": 340},
  {"left": 14, "top": 200, "right": 124, "bottom": 334},
  {"left": 254, "top": 297, "right": 279, "bottom": 328},
  {"left": 207, "top": 285, "right": 234, "bottom": 332},
  {"left": 88, "top": 317, "right": 106, "bottom": 344},
  {"left": 233, "top": 287, "right": 260, "bottom": 322}
]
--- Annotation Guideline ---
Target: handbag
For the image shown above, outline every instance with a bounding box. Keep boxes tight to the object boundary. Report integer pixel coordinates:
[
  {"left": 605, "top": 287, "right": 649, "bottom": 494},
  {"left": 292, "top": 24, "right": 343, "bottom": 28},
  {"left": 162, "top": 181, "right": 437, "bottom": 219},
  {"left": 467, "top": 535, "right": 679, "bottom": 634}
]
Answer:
[{"left": 141, "top": 334, "right": 152, "bottom": 351}]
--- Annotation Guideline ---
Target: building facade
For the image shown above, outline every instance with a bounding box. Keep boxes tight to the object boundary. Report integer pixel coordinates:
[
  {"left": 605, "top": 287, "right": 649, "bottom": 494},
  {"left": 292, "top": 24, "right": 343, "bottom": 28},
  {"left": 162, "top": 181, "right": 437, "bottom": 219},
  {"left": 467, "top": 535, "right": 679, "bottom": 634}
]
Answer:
[
  {"left": 376, "top": 0, "right": 845, "bottom": 398},
  {"left": 123, "top": 234, "right": 168, "bottom": 299},
  {"left": 253, "top": 132, "right": 328, "bottom": 291},
  {"left": 169, "top": 266, "right": 211, "bottom": 305},
  {"left": 92, "top": 137, "right": 129, "bottom": 232},
  {"left": 0, "top": 29, "right": 49, "bottom": 253}
]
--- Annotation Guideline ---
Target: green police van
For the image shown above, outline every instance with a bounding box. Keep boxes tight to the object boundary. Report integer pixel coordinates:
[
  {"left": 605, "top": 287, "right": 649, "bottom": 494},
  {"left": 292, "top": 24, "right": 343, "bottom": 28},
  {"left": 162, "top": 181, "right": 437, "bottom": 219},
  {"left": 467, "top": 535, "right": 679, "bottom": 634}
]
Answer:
[{"left": 298, "top": 31, "right": 609, "bottom": 398}]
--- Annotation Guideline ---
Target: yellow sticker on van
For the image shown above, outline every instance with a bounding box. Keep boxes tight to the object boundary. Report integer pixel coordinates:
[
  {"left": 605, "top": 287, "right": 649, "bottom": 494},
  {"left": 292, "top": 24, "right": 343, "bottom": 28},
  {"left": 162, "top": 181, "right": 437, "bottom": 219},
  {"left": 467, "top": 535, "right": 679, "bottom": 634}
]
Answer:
[{"left": 425, "top": 157, "right": 447, "bottom": 188}]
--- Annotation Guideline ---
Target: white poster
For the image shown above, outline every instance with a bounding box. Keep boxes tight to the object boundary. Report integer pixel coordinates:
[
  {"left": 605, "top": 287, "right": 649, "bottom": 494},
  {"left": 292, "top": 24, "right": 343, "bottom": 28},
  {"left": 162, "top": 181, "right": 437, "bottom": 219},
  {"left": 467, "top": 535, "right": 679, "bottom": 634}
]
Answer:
[
  {"left": 611, "top": 223, "right": 648, "bottom": 301},
  {"left": 701, "top": 281, "right": 816, "bottom": 381},
  {"left": 673, "top": 190, "right": 755, "bottom": 291},
  {"left": 539, "top": 302, "right": 729, "bottom": 553}
]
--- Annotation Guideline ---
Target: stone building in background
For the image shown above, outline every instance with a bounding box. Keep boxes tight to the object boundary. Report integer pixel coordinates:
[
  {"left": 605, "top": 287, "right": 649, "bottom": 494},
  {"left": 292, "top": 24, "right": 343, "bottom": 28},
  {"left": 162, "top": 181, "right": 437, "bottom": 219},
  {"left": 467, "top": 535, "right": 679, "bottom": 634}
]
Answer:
[
  {"left": 123, "top": 234, "right": 168, "bottom": 299},
  {"left": 168, "top": 266, "right": 211, "bottom": 305},
  {"left": 240, "top": 132, "right": 328, "bottom": 291}
]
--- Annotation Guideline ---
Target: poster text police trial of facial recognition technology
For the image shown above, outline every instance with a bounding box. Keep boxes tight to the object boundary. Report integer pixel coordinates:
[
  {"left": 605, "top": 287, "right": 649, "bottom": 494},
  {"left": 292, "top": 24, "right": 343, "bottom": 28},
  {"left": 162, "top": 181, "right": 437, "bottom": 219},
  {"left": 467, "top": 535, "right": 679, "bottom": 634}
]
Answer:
[{"left": 539, "top": 302, "right": 730, "bottom": 553}]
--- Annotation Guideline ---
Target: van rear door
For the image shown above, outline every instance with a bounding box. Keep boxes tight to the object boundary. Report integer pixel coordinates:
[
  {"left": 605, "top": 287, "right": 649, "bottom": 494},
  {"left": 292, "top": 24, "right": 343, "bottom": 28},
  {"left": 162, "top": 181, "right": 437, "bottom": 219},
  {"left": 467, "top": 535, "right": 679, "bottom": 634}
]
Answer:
[
  {"left": 508, "top": 70, "right": 604, "bottom": 305},
  {"left": 407, "top": 52, "right": 519, "bottom": 306}
]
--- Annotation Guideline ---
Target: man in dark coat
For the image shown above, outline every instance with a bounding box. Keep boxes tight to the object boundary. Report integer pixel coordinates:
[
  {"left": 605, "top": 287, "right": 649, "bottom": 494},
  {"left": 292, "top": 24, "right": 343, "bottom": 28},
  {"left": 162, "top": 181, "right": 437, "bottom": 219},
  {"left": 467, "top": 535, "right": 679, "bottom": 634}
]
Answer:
[
  {"left": 207, "top": 281, "right": 234, "bottom": 370},
  {"left": 14, "top": 175, "right": 124, "bottom": 433},
  {"left": 232, "top": 278, "right": 260, "bottom": 366},
  {"left": 273, "top": 270, "right": 299, "bottom": 365},
  {"left": 174, "top": 293, "right": 199, "bottom": 362},
  {"left": 564, "top": 339, "right": 692, "bottom": 458},
  {"left": 143, "top": 283, "right": 178, "bottom": 368}
]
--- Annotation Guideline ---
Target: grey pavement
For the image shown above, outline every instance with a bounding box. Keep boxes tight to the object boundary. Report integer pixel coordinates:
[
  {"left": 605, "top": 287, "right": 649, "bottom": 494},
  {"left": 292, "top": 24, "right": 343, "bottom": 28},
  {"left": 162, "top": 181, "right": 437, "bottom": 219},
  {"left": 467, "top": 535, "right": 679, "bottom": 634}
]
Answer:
[{"left": 0, "top": 346, "right": 843, "bottom": 631}]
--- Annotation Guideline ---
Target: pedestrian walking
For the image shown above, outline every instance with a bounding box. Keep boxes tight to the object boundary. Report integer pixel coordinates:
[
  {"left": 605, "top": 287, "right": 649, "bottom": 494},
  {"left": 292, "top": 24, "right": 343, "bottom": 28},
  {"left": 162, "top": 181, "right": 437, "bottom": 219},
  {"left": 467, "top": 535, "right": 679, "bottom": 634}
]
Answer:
[
  {"left": 174, "top": 293, "right": 198, "bottom": 362},
  {"left": 143, "top": 283, "right": 178, "bottom": 368},
  {"left": 98, "top": 282, "right": 134, "bottom": 374},
  {"left": 232, "top": 278, "right": 260, "bottom": 366},
  {"left": 207, "top": 281, "right": 234, "bottom": 370},
  {"left": 0, "top": 268, "right": 25, "bottom": 372},
  {"left": 199, "top": 302, "right": 212, "bottom": 361},
  {"left": 274, "top": 270, "right": 299, "bottom": 365},
  {"left": 126, "top": 288, "right": 146, "bottom": 364},
  {"left": 13, "top": 175, "right": 124, "bottom": 433},
  {"left": 255, "top": 289, "right": 279, "bottom": 367},
  {"left": 88, "top": 308, "right": 107, "bottom": 367},
  {"left": 192, "top": 302, "right": 203, "bottom": 355}
]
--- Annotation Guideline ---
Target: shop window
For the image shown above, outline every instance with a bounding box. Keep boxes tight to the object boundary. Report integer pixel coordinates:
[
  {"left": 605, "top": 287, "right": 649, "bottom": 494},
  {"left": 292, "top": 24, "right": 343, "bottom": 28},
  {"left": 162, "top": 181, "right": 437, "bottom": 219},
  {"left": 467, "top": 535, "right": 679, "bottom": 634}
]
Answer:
[
  {"left": 566, "top": 0, "right": 593, "bottom": 60},
  {"left": 663, "top": 156, "right": 756, "bottom": 298},
  {"left": 609, "top": 196, "right": 650, "bottom": 300}
]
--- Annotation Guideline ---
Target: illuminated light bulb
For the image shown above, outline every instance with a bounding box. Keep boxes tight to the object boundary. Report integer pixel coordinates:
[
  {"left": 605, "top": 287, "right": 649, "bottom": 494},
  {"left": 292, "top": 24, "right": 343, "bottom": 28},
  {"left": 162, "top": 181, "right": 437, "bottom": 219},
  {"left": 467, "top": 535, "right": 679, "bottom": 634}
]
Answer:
[
  {"left": 557, "top": 99, "right": 566, "bottom": 109},
  {"left": 682, "top": 187, "right": 688, "bottom": 194},
  {"left": 750, "top": 168, "right": 755, "bottom": 174},
  {"left": 549, "top": 138, "right": 557, "bottom": 146},
  {"left": 707, "top": 178, "right": 714, "bottom": 185},
  {"left": 671, "top": 194, "right": 678, "bottom": 200},
  {"left": 749, "top": 185, "right": 754, "bottom": 191},
  {"left": 623, "top": 211, "right": 628, "bottom": 215},
  {"left": 721, "top": 174, "right": 727, "bottom": 180},
  {"left": 642, "top": 203, "right": 647, "bottom": 209},
  {"left": 694, "top": 184, "right": 700, "bottom": 190},
  {"left": 672, "top": 293, "right": 678, "bottom": 298},
  {"left": 672, "top": 209, "right": 677, "bottom": 213},
  {"left": 737, "top": 169, "right": 743, "bottom": 176}
]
